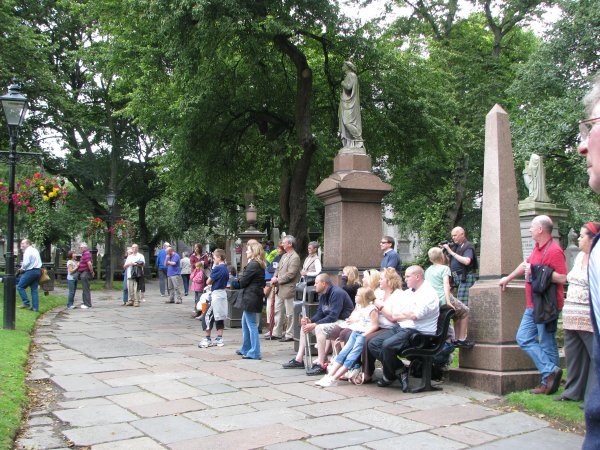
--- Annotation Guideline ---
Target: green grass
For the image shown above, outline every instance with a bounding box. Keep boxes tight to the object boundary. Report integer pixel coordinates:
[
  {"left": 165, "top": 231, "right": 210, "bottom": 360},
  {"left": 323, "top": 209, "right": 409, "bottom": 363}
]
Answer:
[
  {"left": 89, "top": 279, "right": 123, "bottom": 291},
  {"left": 506, "top": 386, "right": 585, "bottom": 425},
  {"left": 0, "top": 291, "right": 64, "bottom": 450}
]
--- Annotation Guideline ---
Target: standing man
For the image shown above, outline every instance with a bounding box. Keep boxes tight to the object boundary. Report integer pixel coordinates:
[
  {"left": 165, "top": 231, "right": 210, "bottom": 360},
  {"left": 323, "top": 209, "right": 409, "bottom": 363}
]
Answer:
[
  {"left": 78, "top": 242, "right": 94, "bottom": 309},
  {"left": 380, "top": 236, "right": 401, "bottom": 275},
  {"left": 124, "top": 243, "right": 145, "bottom": 307},
  {"left": 165, "top": 246, "right": 184, "bottom": 304},
  {"left": 368, "top": 266, "right": 439, "bottom": 391},
  {"left": 270, "top": 235, "right": 301, "bottom": 341},
  {"left": 442, "top": 227, "right": 478, "bottom": 305},
  {"left": 156, "top": 242, "right": 170, "bottom": 297},
  {"left": 499, "top": 215, "right": 566, "bottom": 395},
  {"left": 16, "top": 239, "right": 43, "bottom": 311},
  {"left": 282, "top": 273, "right": 354, "bottom": 375},
  {"left": 577, "top": 73, "right": 600, "bottom": 448}
]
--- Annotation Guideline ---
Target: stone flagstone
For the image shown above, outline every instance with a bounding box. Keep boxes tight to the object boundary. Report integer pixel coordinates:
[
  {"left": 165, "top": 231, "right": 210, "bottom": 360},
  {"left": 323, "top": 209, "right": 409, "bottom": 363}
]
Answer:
[{"left": 14, "top": 284, "right": 584, "bottom": 450}]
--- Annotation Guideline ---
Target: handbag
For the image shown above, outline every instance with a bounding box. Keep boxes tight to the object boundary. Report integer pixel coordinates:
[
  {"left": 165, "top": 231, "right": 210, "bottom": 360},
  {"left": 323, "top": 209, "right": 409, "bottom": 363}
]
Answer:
[{"left": 39, "top": 268, "right": 50, "bottom": 284}]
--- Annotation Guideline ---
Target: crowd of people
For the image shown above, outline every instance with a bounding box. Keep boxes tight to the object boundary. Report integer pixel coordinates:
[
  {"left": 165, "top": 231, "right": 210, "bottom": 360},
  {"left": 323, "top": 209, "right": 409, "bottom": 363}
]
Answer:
[{"left": 8, "top": 70, "right": 600, "bottom": 446}]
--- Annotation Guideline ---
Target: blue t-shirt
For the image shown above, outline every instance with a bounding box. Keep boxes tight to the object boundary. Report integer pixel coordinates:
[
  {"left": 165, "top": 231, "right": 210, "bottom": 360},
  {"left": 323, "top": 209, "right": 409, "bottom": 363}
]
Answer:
[
  {"left": 167, "top": 253, "right": 181, "bottom": 277},
  {"left": 211, "top": 264, "right": 229, "bottom": 290}
]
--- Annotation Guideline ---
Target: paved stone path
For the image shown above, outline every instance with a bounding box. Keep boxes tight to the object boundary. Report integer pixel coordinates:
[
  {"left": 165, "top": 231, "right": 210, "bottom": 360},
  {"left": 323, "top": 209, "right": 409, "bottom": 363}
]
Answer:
[{"left": 16, "top": 282, "right": 583, "bottom": 449}]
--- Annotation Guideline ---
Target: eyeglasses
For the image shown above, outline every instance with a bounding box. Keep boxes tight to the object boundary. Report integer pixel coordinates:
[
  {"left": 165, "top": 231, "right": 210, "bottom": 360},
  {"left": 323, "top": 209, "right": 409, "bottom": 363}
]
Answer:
[
  {"left": 579, "top": 117, "right": 600, "bottom": 142},
  {"left": 380, "top": 241, "right": 389, "bottom": 244}
]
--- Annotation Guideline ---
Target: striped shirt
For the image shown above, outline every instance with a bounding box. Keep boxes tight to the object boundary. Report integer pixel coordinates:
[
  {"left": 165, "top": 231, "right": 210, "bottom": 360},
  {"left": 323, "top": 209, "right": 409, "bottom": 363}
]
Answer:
[{"left": 79, "top": 250, "right": 92, "bottom": 272}]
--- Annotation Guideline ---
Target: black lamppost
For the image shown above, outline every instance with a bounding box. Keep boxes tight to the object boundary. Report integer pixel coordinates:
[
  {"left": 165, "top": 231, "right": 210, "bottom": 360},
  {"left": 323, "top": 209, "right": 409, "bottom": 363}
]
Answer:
[
  {"left": 1, "top": 82, "right": 29, "bottom": 330},
  {"left": 104, "top": 191, "right": 116, "bottom": 289}
]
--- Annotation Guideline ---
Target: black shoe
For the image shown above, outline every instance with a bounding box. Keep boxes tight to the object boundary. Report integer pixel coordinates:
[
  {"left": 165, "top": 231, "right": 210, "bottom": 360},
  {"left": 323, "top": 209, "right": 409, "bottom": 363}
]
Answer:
[
  {"left": 242, "top": 355, "right": 261, "bottom": 360},
  {"left": 280, "top": 336, "right": 294, "bottom": 342},
  {"left": 236, "top": 350, "right": 244, "bottom": 356},
  {"left": 377, "top": 377, "right": 394, "bottom": 387},
  {"left": 455, "top": 339, "right": 475, "bottom": 349},
  {"left": 306, "top": 364, "right": 327, "bottom": 376},
  {"left": 265, "top": 334, "right": 281, "bottom": 340},
  {"left": 282, "top": 358, "right": 305, "bottom": 369},
  {"left": 546, "top": 367, "right": 563, "bottom": 395},
  {"left": 400, "top": 370, "right": 409, "bottom": 393}
]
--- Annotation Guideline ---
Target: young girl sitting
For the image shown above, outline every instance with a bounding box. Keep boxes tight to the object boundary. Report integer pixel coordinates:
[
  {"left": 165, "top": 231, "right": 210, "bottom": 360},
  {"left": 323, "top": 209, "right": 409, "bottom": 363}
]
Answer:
[{"left": 316, "top": 287, "right": 379, "bottom": 387}]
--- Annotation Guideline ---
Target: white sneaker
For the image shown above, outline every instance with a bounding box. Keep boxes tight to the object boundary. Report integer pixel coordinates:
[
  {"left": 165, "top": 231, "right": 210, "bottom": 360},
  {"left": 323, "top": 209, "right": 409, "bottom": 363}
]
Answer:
[
  {"left": 198, "top": 337, "right": 212, "bottom": 348},
  {"left": 214, "top": 337, "right": 224, "bottom": 347},
  {"left": 316, "top": 375, "right": 338, "bottom": 387},
  {"left": 80, "top": 305, "right": 89, "bottom": 309},
  {"left": 315, "top": 375, "right": 330, "bottom": 386}
]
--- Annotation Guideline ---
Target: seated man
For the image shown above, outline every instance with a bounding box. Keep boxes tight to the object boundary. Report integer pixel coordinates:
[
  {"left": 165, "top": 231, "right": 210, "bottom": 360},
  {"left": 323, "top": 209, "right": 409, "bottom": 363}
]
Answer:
[
  {"left": 368, "top": 265, "right": 439, "bottom": 391},
  {"left": 282, "top": 273, "right": 354, "bottom": 375}
]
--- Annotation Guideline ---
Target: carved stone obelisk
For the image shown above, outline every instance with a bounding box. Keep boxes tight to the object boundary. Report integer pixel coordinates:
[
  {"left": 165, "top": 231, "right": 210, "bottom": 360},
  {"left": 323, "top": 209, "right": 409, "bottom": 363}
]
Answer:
[{"left": 450, "top": 104, "right": 540, "bottom": 394}]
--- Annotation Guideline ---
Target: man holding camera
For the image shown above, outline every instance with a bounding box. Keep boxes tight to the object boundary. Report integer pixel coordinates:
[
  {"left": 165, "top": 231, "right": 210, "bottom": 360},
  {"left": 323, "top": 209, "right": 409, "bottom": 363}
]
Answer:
[{"left": 441, "top": 227, "right": 477, "bottom": 306}]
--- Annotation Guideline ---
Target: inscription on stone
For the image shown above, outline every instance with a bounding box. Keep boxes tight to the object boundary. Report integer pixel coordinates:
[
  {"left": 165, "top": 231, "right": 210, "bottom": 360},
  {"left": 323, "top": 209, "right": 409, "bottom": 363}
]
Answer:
[{"left": 324, "top": 203, "right": 341, "bottom": 267}]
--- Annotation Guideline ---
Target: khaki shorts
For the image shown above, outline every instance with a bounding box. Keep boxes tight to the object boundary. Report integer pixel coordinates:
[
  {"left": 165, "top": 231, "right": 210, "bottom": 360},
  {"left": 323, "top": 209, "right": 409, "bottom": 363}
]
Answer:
[
  {"left": 316, "top": 320, "right": 346, "bottom": 337},
  {"left": 449, "top": 295, "right": 469, "bottom": 320}
]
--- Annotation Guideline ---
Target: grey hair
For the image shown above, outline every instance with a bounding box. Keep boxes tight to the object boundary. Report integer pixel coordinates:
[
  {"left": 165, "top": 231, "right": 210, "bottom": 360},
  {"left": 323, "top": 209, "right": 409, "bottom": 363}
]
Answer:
[
  {"left": 584, "top": 72, "right": 600, "bottom": 116},
  {"left": 283, "top": 235, "right": 296, "bottom": 248},
  {"left": 534, "top": 215, "right": 554, "bottom": 234},
  {"left": 308, "top": 241, "right": 319, "bottom": 249}
]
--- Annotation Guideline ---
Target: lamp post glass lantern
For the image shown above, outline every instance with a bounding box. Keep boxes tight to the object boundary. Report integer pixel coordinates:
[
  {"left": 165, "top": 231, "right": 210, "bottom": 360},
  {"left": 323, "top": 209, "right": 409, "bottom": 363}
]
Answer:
[
  {"left": 1, "top": 82, "right": 28, "bottom": 330},
  {"left": 105, "top": 192, "right": 116, "bottom": 289}
]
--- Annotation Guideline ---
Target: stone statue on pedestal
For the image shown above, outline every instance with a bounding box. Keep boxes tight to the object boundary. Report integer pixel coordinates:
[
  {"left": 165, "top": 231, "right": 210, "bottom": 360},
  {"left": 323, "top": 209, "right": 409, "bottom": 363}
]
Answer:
[
  {"left": 522, "top": 153, "right": 551, "bottom": 203},
  {"left": 338, "top": 61, "right": 365, "bottom": 154}
]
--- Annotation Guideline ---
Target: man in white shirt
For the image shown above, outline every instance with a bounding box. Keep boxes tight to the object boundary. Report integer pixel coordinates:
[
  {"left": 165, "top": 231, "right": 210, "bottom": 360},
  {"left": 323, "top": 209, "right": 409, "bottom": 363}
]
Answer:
[
  {"left": 17, "top": 239, "right": 43, "bottom": 312},
  {"left": 124, "top": 243, "right": 146, "bottom": 307},
  {"left": 368, "top": 265, "right": 439, "bottom": 391}
]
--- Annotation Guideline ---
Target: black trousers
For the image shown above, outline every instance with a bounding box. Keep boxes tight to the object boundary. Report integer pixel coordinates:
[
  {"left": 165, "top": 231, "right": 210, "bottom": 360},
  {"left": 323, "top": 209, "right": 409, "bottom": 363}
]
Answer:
[{"left": 367, "top": 326, "right": 418, "bottom": 381}]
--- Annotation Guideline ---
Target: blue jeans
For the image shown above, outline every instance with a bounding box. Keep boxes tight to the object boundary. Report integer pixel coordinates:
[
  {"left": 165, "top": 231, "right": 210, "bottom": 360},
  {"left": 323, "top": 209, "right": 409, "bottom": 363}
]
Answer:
[
  {"left": 335, "top": 330, "right": 365, "bottom": 369},
  {"left": 122, "top": 272, "right": 128, "bottom": 303},
  {"left": 17, "top": 268, "right": 41, "bottom": 310},
  {"left": 67, "top": 279, "right": 78, "bottom": 307},
  {"left": 182, "top": 274, "right": 190, "bottom": 295},
  {"left": 516, "top": 308, "right": 559, "bottom": 384},
  {"left": 158, "top": 268, "right": 168, "bottom": 295},
  {"left": 240, "top": 310, "right": 261, "bottom": 359}
]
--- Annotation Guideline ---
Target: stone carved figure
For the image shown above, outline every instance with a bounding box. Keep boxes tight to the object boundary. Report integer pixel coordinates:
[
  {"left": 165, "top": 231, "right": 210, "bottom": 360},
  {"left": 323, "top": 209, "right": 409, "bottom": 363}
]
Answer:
[
  {"left": 523, "top": 153, "right": 551, "bottom": 202},
  {"left": 338, "top": 61, "right": 364, "bottom": 152}
]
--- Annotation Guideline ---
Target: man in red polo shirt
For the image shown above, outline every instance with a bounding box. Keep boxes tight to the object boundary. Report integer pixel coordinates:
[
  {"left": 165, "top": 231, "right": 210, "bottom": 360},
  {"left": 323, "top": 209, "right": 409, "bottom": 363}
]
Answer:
[{"left": 499, "top": 215, "right": 567, "bottom": 395}]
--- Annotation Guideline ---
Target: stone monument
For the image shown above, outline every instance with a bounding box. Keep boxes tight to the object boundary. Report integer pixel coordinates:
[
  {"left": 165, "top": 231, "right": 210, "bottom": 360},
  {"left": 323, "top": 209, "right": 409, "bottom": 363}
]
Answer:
[
  {"left": 450, "top": 105, "right": 540, "bottom": 394},
  {"left": 316, "top": 62, "right": 391, "bottom": 275},
  {"left": 566, "top": 228, "right": 580, "bottom": 272},
  {"left": 518, "top": 153, "right": 567, "bottom": 259}
]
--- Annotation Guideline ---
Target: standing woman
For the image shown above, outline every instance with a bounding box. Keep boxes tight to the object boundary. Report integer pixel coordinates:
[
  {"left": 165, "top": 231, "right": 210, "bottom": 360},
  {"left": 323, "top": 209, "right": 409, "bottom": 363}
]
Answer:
[
  {"left": 238, "top": 242, "right": 266, "bottom": 360},
  {"left": 181, "top": 252, "right": 192, "bottom": 296},
  {"left": 66, "top": 251, "right": 79, "bottom": 309},
  {"left": 556, "top": 222, "right": 600, "bottom": 404}
]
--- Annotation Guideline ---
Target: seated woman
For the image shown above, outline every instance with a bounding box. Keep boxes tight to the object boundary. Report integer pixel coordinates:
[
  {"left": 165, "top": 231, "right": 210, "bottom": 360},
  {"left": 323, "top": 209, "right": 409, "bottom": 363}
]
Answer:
[
  {"left": 316, "top": 287, "right": 378, "bottom": 387},
  {"left": 424, "top": 247, "right": 473, "bottom": 348},
  {"left": 341, "top": 265, "right": 361, "bottom": 305}
]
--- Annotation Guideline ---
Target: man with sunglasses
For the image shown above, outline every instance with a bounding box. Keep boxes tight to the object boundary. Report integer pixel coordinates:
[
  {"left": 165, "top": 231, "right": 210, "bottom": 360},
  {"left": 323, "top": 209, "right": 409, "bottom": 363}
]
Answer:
[
  {"left": 380, "top": 236, "right": 401, "bottom": 275},
  {"left": 578, "top": 73, "right": 600, "bottom": 449}
]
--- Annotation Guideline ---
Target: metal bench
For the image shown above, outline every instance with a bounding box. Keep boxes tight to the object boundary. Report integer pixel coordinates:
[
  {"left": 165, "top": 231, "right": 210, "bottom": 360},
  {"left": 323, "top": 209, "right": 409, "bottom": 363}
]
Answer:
[{"left": 400, "top": 307, "right": 455, "bottom": 393}]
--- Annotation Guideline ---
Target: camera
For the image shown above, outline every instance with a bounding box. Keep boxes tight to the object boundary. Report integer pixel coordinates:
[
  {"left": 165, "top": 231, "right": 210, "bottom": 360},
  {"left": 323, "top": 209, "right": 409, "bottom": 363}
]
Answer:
[{"left": 439, "top": 240, "right": 456, "bottom": 254}]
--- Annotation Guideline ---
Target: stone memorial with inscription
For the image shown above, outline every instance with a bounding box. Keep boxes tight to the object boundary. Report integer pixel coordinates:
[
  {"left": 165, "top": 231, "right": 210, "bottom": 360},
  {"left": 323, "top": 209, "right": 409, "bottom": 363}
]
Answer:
[
  {"left": 315, "top": 62, "right": 391, "bottom": 275},
  {"left": 518, "top": 153, "right": 567, "bottom": 259},
  {"left": 450, "top": 104, "right": 541, "bottom": 394}
]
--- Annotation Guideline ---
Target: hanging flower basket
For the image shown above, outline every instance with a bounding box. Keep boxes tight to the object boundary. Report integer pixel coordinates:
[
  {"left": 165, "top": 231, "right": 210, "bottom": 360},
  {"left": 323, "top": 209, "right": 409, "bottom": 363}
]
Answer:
[
  {"left": 0, "top": 172, "right": 68, "bottom": 213},
  {"left": 111, "top": 219, "right": 136, "bottom": 243},
  {"left": 85, "top": 217, "right": 106, "bottom": 242}
]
